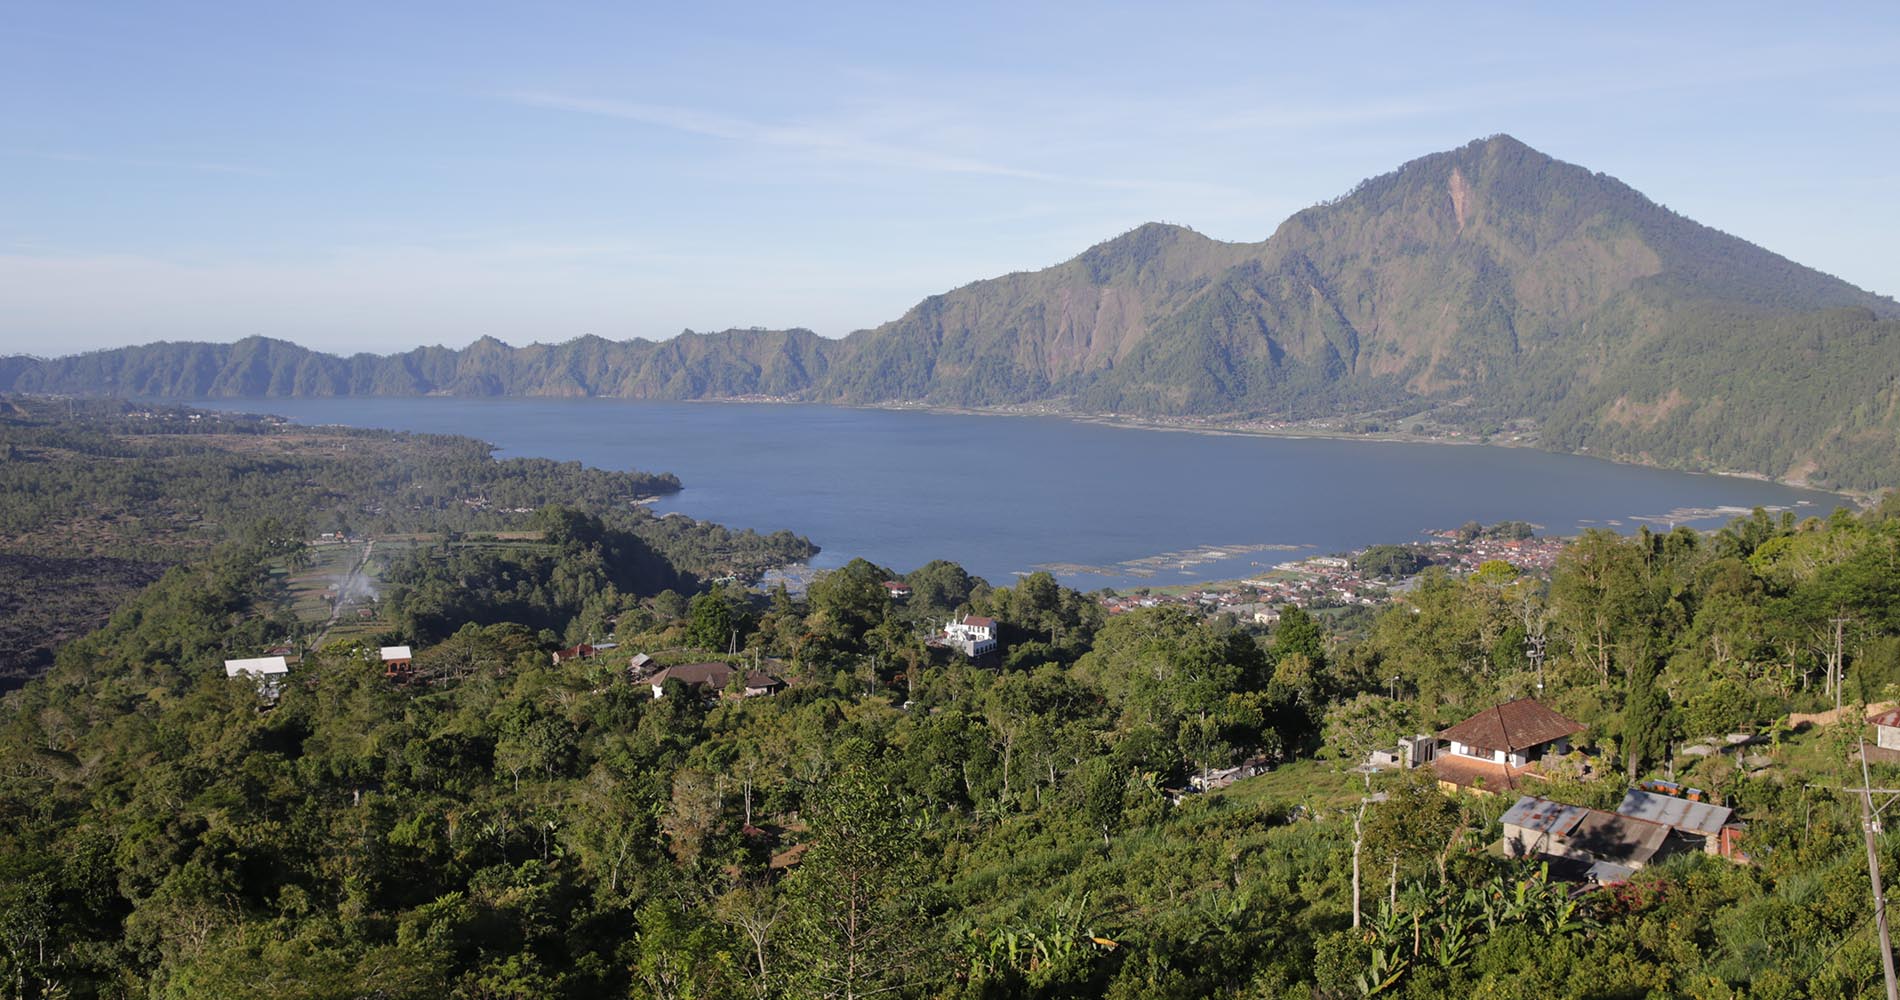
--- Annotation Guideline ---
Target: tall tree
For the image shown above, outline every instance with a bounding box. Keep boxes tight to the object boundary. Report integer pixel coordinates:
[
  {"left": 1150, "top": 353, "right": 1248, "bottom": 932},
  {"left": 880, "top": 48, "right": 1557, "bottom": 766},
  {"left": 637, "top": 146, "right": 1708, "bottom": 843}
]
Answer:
[{"left": 781, "top": 763, "right": 934, "bottom": 999}]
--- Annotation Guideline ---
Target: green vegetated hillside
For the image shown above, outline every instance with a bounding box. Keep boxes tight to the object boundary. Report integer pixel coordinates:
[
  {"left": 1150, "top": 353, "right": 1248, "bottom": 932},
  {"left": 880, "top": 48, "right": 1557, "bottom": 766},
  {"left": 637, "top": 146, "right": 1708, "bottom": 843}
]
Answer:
[
  {"left": 0, "top": 398, "right": 815, "bottom": 683},
  {"left": 16, "top": 410, "right": 1900, "bottom": 996},
  {"left": 7, "top": 135, "right": 1898, "bottom": 487}
]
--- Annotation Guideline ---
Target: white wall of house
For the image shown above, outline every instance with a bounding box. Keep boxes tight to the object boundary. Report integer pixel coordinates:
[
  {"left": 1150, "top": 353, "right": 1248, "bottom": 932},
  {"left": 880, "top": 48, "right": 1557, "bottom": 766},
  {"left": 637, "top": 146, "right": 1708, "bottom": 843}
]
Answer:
[
  {"left": 1448, "top": 738, "right": 1564, "bottom": 767},
  {"left": 944, "top": 619, "right": 997, "bottom": 656},
  {"left": 1879, "top": 724, "right": 1900, "bottom": 751}
]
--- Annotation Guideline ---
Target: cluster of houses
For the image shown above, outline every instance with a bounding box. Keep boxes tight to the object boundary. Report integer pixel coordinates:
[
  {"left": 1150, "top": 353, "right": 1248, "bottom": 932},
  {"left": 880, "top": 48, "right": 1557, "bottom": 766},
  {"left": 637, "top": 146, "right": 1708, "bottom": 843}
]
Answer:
[
  {"left": 1423, "top": 531, "right": 1568, "bottom": 574},
  {"left": 1095, "top": 532, "right": 1571, "bottom": 625},
  {"left": 1365, "top": 697, "right": 1748, "bottom": 885},
  {"left": 1099, "top": 565, "right": 1385, "bottom": 622},
  {"left": 224, "top": 639, "right": 788, "bottom": 704},
  {"left": 628, "top": 652, "right": 785, "bottom": 700},
  {"left": 1500, "top": 786, "right": 1744, "bottom": 882}
]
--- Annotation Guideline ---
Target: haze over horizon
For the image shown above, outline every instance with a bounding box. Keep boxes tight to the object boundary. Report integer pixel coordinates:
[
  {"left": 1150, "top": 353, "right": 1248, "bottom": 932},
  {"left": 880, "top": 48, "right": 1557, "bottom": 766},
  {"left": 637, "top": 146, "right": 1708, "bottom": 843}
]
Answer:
[{"left": 4, "top": 1, "right": 1898, "bottom": 356}]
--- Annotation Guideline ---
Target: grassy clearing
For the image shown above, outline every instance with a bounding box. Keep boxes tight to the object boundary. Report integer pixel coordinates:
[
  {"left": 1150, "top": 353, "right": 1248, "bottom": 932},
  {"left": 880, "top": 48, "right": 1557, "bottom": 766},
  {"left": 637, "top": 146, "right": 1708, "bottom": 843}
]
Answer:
[
  {"left": 1212, "top": 756, "right": 1380, "bottom": 812},
  {"left": 275, "top": 534, "right": 563, "bottom": 647}
]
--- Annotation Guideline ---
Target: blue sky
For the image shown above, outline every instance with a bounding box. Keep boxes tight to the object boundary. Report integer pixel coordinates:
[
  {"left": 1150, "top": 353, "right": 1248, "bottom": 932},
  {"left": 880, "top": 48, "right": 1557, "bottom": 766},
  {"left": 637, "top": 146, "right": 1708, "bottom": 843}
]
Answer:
[{"left": 3, "top": 1, "right": 1897, "bottom": 356}]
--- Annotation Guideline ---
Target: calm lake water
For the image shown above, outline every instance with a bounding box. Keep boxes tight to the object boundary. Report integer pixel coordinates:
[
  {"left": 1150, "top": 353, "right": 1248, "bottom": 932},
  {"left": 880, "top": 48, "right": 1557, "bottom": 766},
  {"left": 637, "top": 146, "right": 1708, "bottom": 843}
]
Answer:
[{"left": 197, "top": 398, "right": 1848, "bottom": 589}]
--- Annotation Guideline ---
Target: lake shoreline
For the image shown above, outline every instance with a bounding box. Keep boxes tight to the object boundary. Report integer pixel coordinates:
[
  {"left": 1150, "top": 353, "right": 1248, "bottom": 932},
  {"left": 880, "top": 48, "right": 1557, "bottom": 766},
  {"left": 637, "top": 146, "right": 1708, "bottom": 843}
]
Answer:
[
  {"left": 188, "top": 395, "right": 1857, "bottom": 590},
  {"left": 842, "top": 400, "right": 1870, "bottom": 508},
  {"left": 153, "top": 391, "right": 1868, "bottom": 505}
]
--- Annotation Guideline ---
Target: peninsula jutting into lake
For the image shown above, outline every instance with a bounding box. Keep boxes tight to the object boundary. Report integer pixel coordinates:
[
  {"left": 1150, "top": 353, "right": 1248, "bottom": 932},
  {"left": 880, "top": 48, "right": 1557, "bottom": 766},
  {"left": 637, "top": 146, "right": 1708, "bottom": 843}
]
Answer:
[{"left": 193, "top": 395, "right": 1849, "bottom": 588}]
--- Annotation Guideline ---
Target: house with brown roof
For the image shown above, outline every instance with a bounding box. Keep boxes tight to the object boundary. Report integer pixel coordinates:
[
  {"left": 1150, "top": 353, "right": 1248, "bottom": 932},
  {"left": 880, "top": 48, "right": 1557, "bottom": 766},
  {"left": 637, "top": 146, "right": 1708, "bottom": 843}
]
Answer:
[
  {"left": 882, "top": 581, "right": 912, "bottom": 599},
  {"left": 552, "top": 643, "right": 597, "bottom": 665},
  {"left": 1431, "top": 698, "right": 1584, "bottom": 795},
  {"left": 648, "top": 661, "right": 784, "bottom": 700}
]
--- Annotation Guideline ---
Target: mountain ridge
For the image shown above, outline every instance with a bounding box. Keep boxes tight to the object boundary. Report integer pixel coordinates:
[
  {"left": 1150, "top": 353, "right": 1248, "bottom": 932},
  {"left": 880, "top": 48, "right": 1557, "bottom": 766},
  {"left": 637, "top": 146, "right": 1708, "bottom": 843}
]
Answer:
[{"left": 7, "top": 135, "right": 1900, "bottom": 489}]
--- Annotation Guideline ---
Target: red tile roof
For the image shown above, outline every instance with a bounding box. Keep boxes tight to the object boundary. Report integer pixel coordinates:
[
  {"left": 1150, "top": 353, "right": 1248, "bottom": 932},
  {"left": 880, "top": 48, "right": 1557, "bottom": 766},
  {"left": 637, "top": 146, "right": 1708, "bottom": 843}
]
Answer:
[
  {"left": 1439, "top": 698, "right": 1583, "bottom": 754},
  {"left": 1430, "top": 754, "right": 1542, "bottom": 794},
  {"left": 962, "top": 615, "right": 996, "bottom": 628}
]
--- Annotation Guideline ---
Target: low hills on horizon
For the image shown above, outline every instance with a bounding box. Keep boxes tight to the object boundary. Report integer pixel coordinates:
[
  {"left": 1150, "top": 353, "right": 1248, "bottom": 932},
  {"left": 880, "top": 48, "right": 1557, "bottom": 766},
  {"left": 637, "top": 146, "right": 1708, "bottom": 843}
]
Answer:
[{"left": 7, "top": 134, "right": 1900, "bottom": 490}]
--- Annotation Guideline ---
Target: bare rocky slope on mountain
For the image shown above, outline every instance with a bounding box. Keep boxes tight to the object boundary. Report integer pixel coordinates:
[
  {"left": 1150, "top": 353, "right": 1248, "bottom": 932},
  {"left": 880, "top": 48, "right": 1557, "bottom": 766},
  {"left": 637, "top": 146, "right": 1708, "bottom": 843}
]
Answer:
[{"left": 7, "top": 135, "right": 1898, "bottom": 488}]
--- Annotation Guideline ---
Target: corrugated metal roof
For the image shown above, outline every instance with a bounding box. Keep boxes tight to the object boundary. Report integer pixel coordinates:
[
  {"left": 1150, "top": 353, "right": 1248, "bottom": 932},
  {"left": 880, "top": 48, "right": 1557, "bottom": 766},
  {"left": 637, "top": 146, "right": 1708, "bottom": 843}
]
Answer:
[
  {"left": 1870, "top": 708, "right": 1900, "bottom": 729},
  {"left": 1615, "top": 788, "right": 1733, "bottom": 836},
  {"left": 224, "top": 656, "right": 289, "bottom": 676},
  {"left": 1500, "top": 795, "right": 1589, "bottom": 837},
  {"left": 1587, "top": 860, "right": 1638, "bottom": 884},
  {"left": 1573, "top": 810, "right": 1669, "bottom": 866}
]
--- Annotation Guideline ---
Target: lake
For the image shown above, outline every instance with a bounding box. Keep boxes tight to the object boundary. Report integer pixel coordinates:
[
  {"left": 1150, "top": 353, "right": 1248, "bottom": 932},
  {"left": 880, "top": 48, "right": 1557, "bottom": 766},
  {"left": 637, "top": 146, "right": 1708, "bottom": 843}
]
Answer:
[{"left": 196, "top": 398, "right": 1848, "bottom": 589}]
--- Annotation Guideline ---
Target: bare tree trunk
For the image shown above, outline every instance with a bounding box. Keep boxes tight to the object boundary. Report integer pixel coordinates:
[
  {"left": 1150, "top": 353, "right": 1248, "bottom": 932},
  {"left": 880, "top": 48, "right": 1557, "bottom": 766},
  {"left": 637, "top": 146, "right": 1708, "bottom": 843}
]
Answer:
[{"left": 1352, "top": 800, "right": 1367, "bottom": 928}]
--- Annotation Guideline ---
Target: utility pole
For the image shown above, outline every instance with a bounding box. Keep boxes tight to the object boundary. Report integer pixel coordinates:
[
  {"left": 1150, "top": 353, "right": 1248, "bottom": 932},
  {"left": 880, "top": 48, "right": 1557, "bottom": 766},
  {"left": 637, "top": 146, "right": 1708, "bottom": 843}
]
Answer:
[
  {"left": 1857, "top": 730, "right": 1900, "bottom": 1000},
  {"left": 1824, "top": 717, "right": 1900, "bottom": 1000},
  {"left": 1524, "top": 630, "right": 1548, "bottom": 693},
  {"left": 1829, "top": 616, "right": 1852, "bottom": 711}
]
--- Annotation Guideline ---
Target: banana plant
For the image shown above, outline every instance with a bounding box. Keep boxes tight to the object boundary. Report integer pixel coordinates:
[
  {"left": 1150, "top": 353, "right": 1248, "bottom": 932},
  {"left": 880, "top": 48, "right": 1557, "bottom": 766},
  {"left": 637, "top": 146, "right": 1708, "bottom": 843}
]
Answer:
[
  {"left": 1466, "top": 884, "right": 1501, "bottom": 934},
  {"left": 1428, "top": 916, "right": 1472, "bottom": 971},
  {"left": 1397, "top": 880, "right": 1434, "bottom": 957},
  {"left": 1355, "top": 943, "right": 1408, "bottom": 996},
  {"left": 1366, "top": 898, "right": 1407, "bottom": 952}
]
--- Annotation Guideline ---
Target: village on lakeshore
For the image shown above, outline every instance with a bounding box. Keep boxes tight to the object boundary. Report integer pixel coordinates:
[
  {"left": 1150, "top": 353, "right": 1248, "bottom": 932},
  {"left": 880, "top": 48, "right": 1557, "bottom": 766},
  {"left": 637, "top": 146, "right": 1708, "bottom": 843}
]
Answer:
[{"left": 1097, "top": 521, "right": 1567, "bottom": 623}]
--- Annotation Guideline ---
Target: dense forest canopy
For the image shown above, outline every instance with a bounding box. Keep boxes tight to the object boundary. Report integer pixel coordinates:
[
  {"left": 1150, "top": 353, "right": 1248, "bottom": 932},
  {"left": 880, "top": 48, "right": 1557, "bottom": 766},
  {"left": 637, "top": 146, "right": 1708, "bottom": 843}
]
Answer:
[
  {"left": 8, "top": 399, "right": 1900, "bottom": 996},
  {"left": 7, "top": 136, "right": 1900, "bottom": 488}
]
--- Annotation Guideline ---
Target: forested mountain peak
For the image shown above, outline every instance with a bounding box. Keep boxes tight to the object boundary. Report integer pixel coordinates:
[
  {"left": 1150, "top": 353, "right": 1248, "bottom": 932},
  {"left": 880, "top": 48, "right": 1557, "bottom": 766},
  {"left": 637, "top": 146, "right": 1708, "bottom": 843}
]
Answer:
[
  {"left": 7, "top": 136, "right": 1900, "bottom": 487},
  {"left": 1072, "top": 222, "right": 1222, "bottom": 280}
]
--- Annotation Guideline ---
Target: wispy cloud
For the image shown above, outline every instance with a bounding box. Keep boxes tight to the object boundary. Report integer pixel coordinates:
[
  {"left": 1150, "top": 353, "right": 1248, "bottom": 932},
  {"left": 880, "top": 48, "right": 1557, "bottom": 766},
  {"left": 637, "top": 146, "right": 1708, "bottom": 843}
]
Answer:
[
  {"left": 504, "top": 90, "right": 1068, "bottom": 182},
  {"left": 12, "top": 149, "right": 273, "bottom": 177},
  {"left": 498, "top": 89, "right": 1262, "bottom": 210}
]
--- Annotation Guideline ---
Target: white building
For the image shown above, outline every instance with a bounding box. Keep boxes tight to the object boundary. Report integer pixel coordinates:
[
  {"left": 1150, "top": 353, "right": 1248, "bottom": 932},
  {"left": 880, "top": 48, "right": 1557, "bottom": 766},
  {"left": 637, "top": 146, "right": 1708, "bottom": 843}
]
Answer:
[
  {"left": 224, "top": 656, "right": 290, "bottom": 700},
  {"left": 1871, "top": 708, "right": 1900, "bottom": 751},
  {"left": 379, "top": 646, "right": 413, "bottom": 676},
  {"left": 1430, "top": 698, "right": 1584, "bottom": 795},
  {"left": 943, "top": 615, "right": 998, "bottom": 657}
]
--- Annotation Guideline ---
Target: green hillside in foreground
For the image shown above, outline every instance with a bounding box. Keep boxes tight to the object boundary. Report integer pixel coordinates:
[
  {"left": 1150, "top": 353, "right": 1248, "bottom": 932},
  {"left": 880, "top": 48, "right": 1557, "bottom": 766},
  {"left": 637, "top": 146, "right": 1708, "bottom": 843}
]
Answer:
[
  {"left": 13, "top": 406, "right": 1900, "bottom": 996},
  {"left": 7, "top": 135, "right": 1899, "bottom": 488}
]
